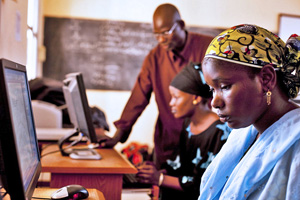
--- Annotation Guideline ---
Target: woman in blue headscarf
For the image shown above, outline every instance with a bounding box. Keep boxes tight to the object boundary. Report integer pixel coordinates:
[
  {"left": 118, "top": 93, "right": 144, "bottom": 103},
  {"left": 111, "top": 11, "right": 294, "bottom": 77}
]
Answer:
[{"left": 199, "top": 24, "right": 300, "bottom": 200}]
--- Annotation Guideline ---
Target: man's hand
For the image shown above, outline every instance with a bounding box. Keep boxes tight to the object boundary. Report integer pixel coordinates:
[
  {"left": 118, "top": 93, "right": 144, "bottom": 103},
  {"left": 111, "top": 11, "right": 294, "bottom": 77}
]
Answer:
[
  {"left": 99, "top": 136, "right": 118, "bottom": 148},
  {"left": 99, "top": 129, "right": 126, "bottom": 148}
]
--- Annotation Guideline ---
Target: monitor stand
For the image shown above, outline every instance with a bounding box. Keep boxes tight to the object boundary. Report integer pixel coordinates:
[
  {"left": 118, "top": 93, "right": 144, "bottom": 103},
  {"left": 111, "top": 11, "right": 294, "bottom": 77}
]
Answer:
[
  {"left": 69, "top": 148, "right": 101, "bottom": 160},
  {"left": 58, "top": 130, "right": 101, "bottom": 160}
]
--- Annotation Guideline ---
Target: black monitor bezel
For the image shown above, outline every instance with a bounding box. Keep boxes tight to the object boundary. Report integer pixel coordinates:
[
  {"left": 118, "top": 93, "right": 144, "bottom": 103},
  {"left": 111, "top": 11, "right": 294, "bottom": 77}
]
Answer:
[{"left": 0, "top": 58, "right": 42, "bottom": 200}]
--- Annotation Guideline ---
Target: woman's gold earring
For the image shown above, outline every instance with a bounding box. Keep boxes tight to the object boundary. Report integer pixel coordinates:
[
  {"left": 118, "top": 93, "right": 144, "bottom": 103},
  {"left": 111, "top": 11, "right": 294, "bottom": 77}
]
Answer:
[
  {"left": 193, "top": 99, "right": 198, "bottom": 105},
  {"left": 266, "top": 89, "right": 272, "bottom": 105}
]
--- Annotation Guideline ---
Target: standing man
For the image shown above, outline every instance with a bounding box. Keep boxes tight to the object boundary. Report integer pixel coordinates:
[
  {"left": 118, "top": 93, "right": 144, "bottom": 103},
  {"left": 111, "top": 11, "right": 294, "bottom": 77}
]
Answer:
[{"left": 102, "top": 3, "right": 213, "bottom": 169}]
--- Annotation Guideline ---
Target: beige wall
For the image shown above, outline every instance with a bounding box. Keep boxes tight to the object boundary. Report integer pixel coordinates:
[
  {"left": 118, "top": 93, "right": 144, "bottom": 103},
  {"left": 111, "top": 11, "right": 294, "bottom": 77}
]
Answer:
[
  {"left": 0, "top": 0, "right": 28, "bottom": 65},
  {"left": 42, "top": 0, "right": 300, "bottom": 152},
  {"left": 86, "top": 90, "right": 158, "bottom": 152},
  {"left": 43, "top": 0, "right": 300, "bottom": 32}
]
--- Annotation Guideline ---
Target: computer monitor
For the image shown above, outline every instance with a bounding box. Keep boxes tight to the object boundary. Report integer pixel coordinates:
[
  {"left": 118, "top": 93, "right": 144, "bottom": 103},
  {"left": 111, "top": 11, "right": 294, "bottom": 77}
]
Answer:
[
  {"left": 62, "top": 72, "right": 98, "bottom": 142},
  {"left": 59, "top": 72, "right": 101, "bottom": 159},
  {"left": 0, "top": 58, "right": 42, "bottom": 200}
]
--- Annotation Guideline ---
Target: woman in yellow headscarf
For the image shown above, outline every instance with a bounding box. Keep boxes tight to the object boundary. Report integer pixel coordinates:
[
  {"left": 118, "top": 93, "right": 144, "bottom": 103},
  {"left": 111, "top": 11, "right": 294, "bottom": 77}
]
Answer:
[{"left": 199, "top": 24, "right": 300, "bottom": 200}]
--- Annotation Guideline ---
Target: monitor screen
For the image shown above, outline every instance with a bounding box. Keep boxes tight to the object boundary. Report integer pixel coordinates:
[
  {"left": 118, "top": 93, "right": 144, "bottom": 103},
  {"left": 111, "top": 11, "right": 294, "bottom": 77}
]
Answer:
[
  {"left": 0, "top": 59, "right": 41, "bottom": 200},
  {"left": 62, "top": 72, "right": 98, "bottom": 143}
]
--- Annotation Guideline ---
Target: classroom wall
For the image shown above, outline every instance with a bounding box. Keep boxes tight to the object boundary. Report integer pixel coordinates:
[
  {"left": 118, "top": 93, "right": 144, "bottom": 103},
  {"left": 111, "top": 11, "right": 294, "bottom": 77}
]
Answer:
[
  {"left": 0, "top": 0, "right": 28, "bottom": 65},
  {"left": 42, "top": 0, "right": 300, "bottom": 152},
  {"left": 43, "top": 0, "right": 300, "bottom": 32}
]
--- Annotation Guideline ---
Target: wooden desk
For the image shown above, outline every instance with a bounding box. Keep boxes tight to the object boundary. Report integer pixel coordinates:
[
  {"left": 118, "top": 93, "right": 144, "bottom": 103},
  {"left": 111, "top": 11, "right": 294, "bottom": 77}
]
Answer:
[
  {"left": 41, "top": 145, "right": 137, "bottom": 200},
  {"left": 3, "top": 188, "right": 105, "bottom": 200}
]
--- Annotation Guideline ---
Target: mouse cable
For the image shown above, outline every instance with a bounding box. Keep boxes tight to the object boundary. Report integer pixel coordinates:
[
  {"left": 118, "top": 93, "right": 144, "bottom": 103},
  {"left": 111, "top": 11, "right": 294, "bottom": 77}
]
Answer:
[
  {"left": 41, "top": 142, "right": 57, "bottom": 151},
  {"left": 40, "top": 149, "right": 61, "bottom": 158},
  {"left": 40, "top": 142, "right": 61, "bottom": 158},
  {"left": 41, "top": 133, "right": 84, "bottom": 158}
]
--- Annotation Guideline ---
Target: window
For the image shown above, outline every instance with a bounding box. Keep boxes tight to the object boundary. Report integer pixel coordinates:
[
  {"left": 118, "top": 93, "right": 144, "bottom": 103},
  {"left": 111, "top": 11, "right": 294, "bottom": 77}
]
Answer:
[{"left": 27, "top": 0, "right": 39, "bottom": 80}]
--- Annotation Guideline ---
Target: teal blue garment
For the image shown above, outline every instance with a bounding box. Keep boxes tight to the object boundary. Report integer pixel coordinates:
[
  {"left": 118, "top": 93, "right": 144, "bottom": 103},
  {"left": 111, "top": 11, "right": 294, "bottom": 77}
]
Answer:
[{"left": 199, "top": 108, "right": 300, "bottom": 200}]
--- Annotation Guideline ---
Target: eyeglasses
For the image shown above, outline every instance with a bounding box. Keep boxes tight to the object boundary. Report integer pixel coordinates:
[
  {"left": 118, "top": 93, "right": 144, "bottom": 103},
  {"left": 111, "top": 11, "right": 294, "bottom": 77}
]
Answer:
[{"left": 154, "top": 23, "right": 178, "bottom": 38}]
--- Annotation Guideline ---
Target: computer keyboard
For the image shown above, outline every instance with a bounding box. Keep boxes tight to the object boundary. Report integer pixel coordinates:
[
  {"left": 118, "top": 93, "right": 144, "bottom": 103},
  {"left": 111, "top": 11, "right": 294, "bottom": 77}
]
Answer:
[
  {"left": 123, "top": 173, "right": 138, "bottom": 184},
  {"left": 123, "top": 174, "right": 152, "bottom": 188}
]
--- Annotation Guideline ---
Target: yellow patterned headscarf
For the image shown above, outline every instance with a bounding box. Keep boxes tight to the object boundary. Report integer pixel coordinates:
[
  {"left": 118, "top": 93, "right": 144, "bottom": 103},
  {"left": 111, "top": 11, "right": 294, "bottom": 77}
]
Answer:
[{"left": 205, "top": 24, "right": 300, "bottom": 98}]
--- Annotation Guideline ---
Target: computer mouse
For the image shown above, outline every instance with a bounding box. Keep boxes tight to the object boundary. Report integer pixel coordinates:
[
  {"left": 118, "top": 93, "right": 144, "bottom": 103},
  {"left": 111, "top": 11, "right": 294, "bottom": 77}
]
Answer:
[{"left": 51, "top": 184, "right": 89, "bottom": 200}]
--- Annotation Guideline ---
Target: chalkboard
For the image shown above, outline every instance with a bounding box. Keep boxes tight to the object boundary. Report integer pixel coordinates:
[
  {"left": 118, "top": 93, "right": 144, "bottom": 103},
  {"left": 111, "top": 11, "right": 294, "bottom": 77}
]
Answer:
[{"left": 43, "top": 17, "right": 224, "bottom": 90}]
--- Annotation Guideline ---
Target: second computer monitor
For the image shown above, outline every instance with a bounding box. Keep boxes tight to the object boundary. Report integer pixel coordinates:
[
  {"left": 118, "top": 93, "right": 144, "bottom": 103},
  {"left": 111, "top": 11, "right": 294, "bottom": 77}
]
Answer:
[{"left": 62, "top": 72, "right": 98, "bottom": 143}]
